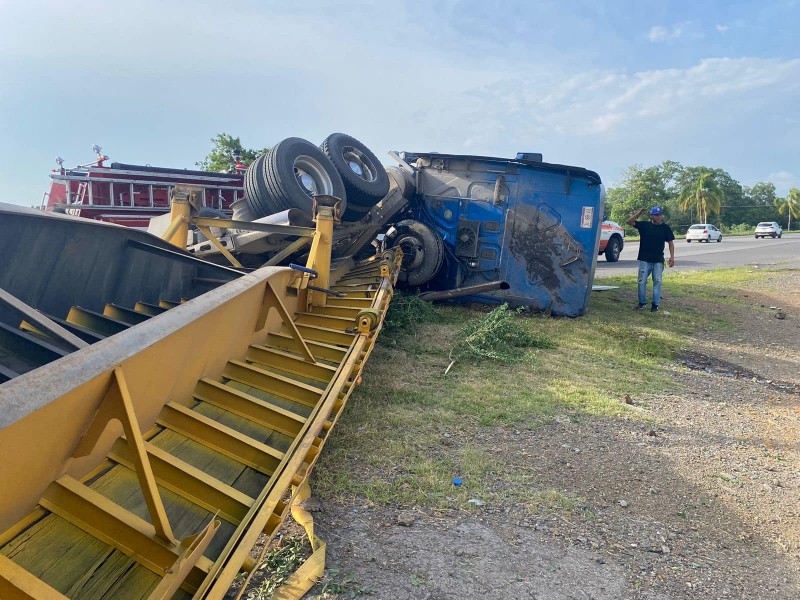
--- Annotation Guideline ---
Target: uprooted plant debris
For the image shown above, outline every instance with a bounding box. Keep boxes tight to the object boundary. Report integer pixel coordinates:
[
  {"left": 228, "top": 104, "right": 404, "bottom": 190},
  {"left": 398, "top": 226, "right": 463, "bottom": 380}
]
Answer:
[{"left": 677, "top": 349, "right": 800, "bottom": 395}]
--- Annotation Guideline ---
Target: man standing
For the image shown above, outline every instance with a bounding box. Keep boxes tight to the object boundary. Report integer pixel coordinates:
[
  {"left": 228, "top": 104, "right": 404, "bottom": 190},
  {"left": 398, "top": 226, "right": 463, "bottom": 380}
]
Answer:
[{"left": 626, "top": 206, "right": 675, "bottom": 312}]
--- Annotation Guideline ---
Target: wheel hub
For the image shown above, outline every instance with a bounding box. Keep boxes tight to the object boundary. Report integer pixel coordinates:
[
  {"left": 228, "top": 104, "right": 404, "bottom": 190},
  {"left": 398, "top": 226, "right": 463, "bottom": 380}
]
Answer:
[
  {"left": 397, "top": 235, "right": 425, "bottom": 270},
  {"left": 293, "top": 155, "right": 334, "bottom": 196},
  {"left": 342, "top": 146, "right": 377, "bottom": 182}
]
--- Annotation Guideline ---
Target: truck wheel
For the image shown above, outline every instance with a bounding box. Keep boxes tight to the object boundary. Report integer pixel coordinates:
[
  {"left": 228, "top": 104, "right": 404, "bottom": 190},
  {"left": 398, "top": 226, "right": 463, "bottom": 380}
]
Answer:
[
  {"left": 341, "top": 199, "right": 372, "bottom": 222},
  {"left": 321, "top": 133, "right": 389, "bottom": 208},
  {"left": 687, "top": 239, "right": 691, "bottom": 243},
  {"left": 391, "top": 220, "right": 444, "bottom": 286},
  {"left": 261, "top": 137, "right": 347, "bottom": 217},
  {"left": 244, "top": 154, "right": 269, "bottom": 218},
  {"left": 604, "top": 236, "right": 621, "bottom": 262}
]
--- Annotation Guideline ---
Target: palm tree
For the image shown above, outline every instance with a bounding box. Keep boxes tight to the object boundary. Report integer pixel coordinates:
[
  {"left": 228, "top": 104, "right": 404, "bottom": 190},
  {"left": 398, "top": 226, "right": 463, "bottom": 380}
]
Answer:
[
  {"left": 677, "top": 171, "right": 725, "bottom": 224},
  {"left": 775, "top": 188, "right": 800, "bottom": 231}
]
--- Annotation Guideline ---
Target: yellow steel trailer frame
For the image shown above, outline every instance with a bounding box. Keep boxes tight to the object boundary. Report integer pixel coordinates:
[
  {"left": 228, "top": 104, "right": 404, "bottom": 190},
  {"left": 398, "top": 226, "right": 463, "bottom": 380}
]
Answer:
[{"left": 0, "top": 198, "right": 400, "bottom": 599}]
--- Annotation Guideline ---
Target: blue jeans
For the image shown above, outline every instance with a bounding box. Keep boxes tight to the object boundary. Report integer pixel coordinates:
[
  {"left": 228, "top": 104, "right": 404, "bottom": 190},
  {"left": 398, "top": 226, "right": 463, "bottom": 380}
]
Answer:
[{"left": 638, "top": 261, "right": 664, "bottom": 306}]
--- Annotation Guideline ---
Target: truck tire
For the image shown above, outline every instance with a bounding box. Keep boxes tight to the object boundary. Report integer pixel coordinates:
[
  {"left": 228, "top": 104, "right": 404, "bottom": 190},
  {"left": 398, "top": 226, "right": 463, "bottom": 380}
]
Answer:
[
  {"left": 604, "top": 236, "right": 622, "bottom": 262},
  {"left": 341, "top": 201, "right": 372, "bottom": 222},
  {"left": 320, "top": 133, "right": 389, "bottom": 208},
  {"left": 244, "top": 154, "right": 270, "bottom": 218},
  {"left": 391, "top": 219, "right": 444, "bottom": 287},
  {"left": 261, "top": 138, "right": 348, "bottom": 217}
]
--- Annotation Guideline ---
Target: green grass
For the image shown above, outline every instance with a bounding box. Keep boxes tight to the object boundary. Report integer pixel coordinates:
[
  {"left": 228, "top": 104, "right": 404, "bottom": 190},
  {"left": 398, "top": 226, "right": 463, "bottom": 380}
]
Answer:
[{"left": 311, "top": 267, "right": 790, "bottom": 514}]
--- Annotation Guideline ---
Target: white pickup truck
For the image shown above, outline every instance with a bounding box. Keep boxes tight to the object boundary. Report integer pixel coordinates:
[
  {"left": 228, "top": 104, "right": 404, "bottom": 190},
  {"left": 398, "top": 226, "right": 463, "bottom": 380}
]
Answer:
[{"left": 599, "top": 220, "right": 625, "bottom": 262}]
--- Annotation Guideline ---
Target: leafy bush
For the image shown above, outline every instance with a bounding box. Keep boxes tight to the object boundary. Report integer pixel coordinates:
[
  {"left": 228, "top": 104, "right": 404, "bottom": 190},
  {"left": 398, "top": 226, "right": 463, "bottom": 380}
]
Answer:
[
  {"left": 449, "top": 303, "right": 556, "bottom": 366},
  {"left": 382, "top": 292, "right": 439, "bottom": 335},
  {"left": 721, "top": 223, "right": 753, "bottom": 234},
  {"left": 247, "top": 536, "right": 307, "bottom": 599}
]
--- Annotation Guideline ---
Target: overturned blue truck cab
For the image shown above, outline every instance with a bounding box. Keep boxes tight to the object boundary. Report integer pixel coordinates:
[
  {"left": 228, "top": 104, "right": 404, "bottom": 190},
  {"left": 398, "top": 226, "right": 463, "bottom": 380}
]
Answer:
[{"left": 390, "top": 152, "right": 605, "bottom": 317}]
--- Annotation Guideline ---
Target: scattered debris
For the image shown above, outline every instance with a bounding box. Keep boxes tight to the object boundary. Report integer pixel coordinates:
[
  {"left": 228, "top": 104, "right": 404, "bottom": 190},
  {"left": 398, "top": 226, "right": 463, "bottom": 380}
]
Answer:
[{"left": 396, "top": 512, "right": 416, "bottom": 527}]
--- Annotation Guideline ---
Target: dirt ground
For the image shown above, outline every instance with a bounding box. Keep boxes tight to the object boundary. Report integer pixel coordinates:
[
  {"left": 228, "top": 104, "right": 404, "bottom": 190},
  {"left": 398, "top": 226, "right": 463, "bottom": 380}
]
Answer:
[{"left": 295, "top": 269, "right": 800, "bottom": 600}]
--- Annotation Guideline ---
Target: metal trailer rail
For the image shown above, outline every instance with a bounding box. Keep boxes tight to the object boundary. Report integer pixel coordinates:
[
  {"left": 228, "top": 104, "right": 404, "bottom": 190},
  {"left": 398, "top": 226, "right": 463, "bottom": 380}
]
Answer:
[{"left": 0, "top": 201, "right": 401, "bottom": 599}]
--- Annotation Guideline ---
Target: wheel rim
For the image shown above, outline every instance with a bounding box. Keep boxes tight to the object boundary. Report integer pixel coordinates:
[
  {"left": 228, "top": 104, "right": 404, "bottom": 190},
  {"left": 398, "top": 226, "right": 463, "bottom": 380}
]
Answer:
[
  {"left": 341, "top": 146, "right": 378, "bottom": 182},
  {"left": 398, "top": 235, "right": 425, "bottom": 271},
  {"left": 293, "top": 155, "right": 335, "bottom": 196}
]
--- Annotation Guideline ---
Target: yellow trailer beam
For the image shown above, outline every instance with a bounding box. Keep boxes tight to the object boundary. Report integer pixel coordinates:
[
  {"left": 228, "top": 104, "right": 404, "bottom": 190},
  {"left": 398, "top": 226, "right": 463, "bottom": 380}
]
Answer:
[{"left": 0, "top": 199, "right": 400, "bottom": 599}]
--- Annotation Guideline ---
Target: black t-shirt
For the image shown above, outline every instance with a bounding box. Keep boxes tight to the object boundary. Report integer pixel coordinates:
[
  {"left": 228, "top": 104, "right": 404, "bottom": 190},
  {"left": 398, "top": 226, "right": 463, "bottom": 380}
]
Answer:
[{"left": 634, "top": 221, "right": 675, "bottom": 263}]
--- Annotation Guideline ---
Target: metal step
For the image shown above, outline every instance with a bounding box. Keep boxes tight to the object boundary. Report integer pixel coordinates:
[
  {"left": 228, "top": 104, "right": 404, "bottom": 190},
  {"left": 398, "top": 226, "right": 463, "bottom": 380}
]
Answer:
[
  {"left": 67, "top": 306, "right": 130, "bottom": 337},
  {"left": 326, "top": 296, "right": 374, "bottom": 308},
  {"left": 134, "top": 301, "right": 168, "bottom": 316},
  {"left": 295, "top": 312, "right": 357, "bottom": 331},
  {"left": 291, "top": 322, "right": 356, "bottom": 347},
  {"left": 245, "top": 344, "right": 337, "bottom": 384},
  {"left": 265, "top": 331, "right": 348, "bottom": 364},
  {"left": 104, "top": 304, "right": 152, "bottom": 325}
]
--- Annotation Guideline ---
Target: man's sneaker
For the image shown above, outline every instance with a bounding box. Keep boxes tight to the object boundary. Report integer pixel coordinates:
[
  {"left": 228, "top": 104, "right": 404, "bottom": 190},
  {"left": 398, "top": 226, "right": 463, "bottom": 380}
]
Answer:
[
  {"left": 636, "top": 303, "right": 646, "bottom": 310},
  {"left": 651, "top": 304, "right": 659, "bottom": 312}
]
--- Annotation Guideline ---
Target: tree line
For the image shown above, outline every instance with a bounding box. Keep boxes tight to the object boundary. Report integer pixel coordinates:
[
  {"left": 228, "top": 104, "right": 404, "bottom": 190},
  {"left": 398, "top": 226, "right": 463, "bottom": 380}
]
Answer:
[{"left": 606, "top": 161, "right": 800, "bottom": 232}]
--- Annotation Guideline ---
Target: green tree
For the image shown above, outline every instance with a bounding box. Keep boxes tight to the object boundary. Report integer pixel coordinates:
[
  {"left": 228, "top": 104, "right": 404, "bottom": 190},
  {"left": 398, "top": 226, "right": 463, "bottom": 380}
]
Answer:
[
  {"left": 196, "top": 133, "right": 270, "bottom": 172},
  {"left": 605, "top": 161, "right": 682, "bottom": 229},
  {"left": 742, "top": 182, "right": 778, "bottom": 226},
  {"left": 676, "top": 170, "right": 726, "bottom": 224},
  {"left": 775, "top": 188, "right": 800, "bottom": 231},
  {"left": 675, "top": 167, "right": 742, "bottom": 227}
]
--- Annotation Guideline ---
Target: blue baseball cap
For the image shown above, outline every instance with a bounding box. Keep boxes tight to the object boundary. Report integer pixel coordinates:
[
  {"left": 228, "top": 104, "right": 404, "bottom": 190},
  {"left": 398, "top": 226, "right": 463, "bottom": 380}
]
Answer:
[{"left": 650, "top": 206, "right": 663, "bottom": 215}]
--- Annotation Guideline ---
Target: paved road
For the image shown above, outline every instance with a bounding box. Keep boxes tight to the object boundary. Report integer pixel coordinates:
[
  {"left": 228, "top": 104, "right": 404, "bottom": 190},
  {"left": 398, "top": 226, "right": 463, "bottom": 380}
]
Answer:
[{"left": 595, "top": 232, "right": 800, "bottom": 277}]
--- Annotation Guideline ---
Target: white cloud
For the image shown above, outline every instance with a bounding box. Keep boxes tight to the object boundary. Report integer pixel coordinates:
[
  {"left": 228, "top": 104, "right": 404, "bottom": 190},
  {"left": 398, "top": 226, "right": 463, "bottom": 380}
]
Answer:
[
  {"left": 767, "top": 172, "right": 800, "bottom": 196},
  {"left": 716, "top": 24, "right": 729, "bottom": 33},
  {"left": 443, "top": 57, "right": 800, "bottom": 141},
  {"left": 648, "top": 25, "right": 683, "bottom": 42},
  {"left": 411, "top": 56, "right": 800, "bottom": 189}
]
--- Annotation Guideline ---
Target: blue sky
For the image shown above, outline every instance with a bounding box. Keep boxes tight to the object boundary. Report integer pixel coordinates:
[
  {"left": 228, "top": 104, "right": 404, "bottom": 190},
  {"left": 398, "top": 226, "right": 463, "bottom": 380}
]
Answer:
[{"left": 1, "top": 0, "right": 798, "bottom": 206}]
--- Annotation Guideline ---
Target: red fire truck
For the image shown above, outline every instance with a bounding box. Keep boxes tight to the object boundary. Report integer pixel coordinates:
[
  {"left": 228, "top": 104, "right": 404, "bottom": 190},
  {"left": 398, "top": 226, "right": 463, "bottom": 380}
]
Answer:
[{"left": 42, "top": 145, "right": 244, "bottom": 228}]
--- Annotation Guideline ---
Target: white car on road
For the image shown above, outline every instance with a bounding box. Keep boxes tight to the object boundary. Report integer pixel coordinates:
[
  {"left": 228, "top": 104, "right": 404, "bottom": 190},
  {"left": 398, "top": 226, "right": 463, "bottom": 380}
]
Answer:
[
  {"left": 686, "top": 223, "right": 722, "bottom": 243},
  {"left": 755, "top": 222, "right": 782, "bottom": 239},
  {"left": 599, "top": 220, "right": 625, "bottom": 262}
]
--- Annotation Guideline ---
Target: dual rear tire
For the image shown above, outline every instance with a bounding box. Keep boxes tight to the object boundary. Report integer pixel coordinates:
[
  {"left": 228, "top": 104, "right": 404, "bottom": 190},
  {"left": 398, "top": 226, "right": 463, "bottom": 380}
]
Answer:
[
  {"left": 321, "top": 133, "right": 389, "bottom": 221},
  {"left": 245, "top": 138, "right": 347, "bottom": 219},
  {"left": 243, "top": 134, "right": 390, "bottom": 222}
]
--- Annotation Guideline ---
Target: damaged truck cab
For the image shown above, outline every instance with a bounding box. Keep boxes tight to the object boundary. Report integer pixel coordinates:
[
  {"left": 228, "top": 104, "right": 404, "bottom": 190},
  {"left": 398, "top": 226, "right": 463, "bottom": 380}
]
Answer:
[{"left": 397, "top": 152, "right": 605, "bottom": 316}]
